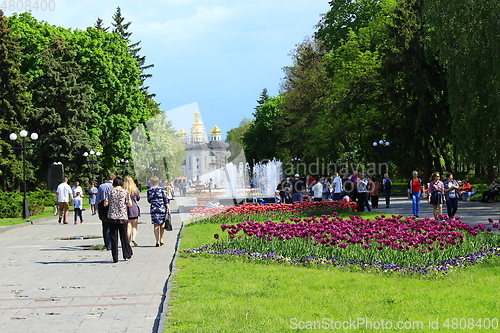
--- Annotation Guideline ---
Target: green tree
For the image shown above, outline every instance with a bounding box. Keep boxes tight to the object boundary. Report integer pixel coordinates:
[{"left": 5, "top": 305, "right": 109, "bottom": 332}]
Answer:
[
  {"left": 315, "top": 0, "right": 383, "bottom": 51},
  {"left": 94, "top": 17, "right": 109, "bottom": 32},
  {"left": 425, "top": 0, "right": 500, "bottom": 177},
  {"left": 226, "top": 118, "right": 252, "bottom": 163},
  {"left": 30, "top": 37, "right": 94, "bottom": 182},
  {"left": 277, "top": 38, "right": 336, "bottom": 166},
  {"left": 0, "top": 10, "right": 32, "bottom": 191},
  {"left": 131, "top": 111, "right": 185, "bottom": 185},
  {"left": 243, "top": 96, "right": 283, "bottom": 164},
  {"left": 111, "top": 7, "right": 155, "bottom": 97}
]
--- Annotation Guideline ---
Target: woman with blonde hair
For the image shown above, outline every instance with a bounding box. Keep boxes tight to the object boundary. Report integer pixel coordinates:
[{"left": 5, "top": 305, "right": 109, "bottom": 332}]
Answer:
[
  {"left": 124, "top": 176, "right": 141, "bottom": 246},
  {"left": 147, "top": 176, "right": 170, "bottom": 246}
]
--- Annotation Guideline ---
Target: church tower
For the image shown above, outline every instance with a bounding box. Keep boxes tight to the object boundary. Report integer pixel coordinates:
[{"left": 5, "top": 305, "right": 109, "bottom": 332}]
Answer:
[
  {"left": 191, "top": 110, "right": 207, "bottom": 143},
  {"left": 210, "top": 125, "right": 222, "bottom": 141}
]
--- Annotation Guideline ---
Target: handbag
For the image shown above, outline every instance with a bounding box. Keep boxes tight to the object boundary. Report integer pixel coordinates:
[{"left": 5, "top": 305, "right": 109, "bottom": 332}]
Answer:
[{"left": 164, "top": 213, "right": 173, "bottom": 231}]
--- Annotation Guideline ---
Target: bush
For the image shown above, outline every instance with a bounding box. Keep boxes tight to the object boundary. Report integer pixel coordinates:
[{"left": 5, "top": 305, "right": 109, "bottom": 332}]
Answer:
[{"left": 0, "top": 190, "right": 55, "bottom": 218}]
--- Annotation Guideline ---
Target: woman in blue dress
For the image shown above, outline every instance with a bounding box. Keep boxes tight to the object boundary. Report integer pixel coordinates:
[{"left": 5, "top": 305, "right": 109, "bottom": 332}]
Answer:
[
  {"left": 147, "top": 176, "right": 170, "bottom": 247},
  {"left": 87, "top": 181, "right": 98, "bottom": 215}
]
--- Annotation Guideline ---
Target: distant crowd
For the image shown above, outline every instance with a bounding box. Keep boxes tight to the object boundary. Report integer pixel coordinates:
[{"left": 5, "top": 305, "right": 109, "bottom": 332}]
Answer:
[{"left": 274, "top": 171, "right": 499, "bottom": 221}]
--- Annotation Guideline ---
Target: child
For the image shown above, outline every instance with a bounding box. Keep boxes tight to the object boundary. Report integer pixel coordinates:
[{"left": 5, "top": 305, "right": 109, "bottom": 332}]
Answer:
[
  {"left": 274, "top": 190, "right": 281, "bottom": 204},
  {"left": 73, "top": 192, "right": 84, "bottom": 224}
]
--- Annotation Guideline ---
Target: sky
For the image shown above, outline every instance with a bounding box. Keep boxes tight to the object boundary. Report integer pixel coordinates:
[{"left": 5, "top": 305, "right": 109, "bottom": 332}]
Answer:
[{"left": 6, "top": 0, "right": 331, "bottom": 138}]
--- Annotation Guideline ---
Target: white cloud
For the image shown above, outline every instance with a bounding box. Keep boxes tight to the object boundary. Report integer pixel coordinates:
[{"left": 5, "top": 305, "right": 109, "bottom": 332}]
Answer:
[{"left": 142, "top": 6, "right": 235, "bottom": 43}]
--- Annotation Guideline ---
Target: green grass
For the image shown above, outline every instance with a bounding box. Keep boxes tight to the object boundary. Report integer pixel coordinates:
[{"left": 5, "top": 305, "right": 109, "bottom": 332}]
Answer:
[
  {"left": 0, "top": 203, "right": 92, "bottom": 226},
  {"left": 165, "top": 222, "right": 500, "bottom": 332}
]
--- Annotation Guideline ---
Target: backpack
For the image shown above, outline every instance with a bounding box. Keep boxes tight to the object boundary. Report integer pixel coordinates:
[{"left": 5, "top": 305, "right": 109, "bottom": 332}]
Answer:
[{"left": 384, "top": 179, "right": 392, "bottom": 190}]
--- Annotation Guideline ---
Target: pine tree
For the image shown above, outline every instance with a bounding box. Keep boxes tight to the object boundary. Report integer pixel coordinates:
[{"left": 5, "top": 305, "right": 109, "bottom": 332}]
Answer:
[
  {"left": 94, "top": 17, "right": 109, "bottom": 32},
  {"left": 111, "top": 7, "right": 155, "bottom": 97},
  {"left": 255, "top": 88, "right": 270, "bottom": 109}
]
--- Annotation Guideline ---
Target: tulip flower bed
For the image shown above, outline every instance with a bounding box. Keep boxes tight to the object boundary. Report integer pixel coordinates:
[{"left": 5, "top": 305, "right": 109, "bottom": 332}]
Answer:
[
  {"left": 185, "top": 214, "right": 500, "bottom": 275},
  {"left": 189, "top": 201, "right": 357, "bottom": 225}
]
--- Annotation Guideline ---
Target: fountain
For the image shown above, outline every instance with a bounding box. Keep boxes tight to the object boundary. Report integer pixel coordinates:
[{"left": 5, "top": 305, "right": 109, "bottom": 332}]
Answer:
[{"left": 252, "top": 159, "right": 283, "bottom": 197}]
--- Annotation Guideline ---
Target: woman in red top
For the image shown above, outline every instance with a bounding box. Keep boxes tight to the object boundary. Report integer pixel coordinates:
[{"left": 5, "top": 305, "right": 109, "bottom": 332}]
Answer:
[
  {"left": 461, "top": 179, "right": 473, "bottom": 201},
  {"left": 407, "top": 170, "right": 423, "bottom": 217}
]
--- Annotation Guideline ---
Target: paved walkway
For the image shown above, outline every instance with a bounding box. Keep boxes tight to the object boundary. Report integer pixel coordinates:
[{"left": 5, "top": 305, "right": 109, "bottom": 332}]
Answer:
[
  {"left": 0, "top": 196, "right": 190, "bottom": 333},
  {"left": 0, "top": 196, "right": 498, "bottom": 333},
  {"left": 371, "top": 196, "right": 500, "bottom": 226}
]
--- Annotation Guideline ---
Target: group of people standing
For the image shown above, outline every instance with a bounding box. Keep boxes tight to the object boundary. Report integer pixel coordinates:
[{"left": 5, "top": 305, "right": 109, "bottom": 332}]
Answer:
[
  {"left": 57, "top": 174, "right": 172, "bottom": 263},
  {"left": 275, "top": 172, "right": 393, "bottom": 213}
]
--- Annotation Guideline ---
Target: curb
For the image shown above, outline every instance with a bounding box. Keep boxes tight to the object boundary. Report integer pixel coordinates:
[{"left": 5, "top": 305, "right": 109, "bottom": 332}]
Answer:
[{"left": 0, "top": 215, "right": 55, "bottom": 234}]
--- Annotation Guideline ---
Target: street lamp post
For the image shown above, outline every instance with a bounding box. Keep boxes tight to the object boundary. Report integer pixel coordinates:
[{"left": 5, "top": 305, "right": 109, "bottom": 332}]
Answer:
[
  {"left": 117, "top": 159, "right": 129, "bottom": 176},
  {"left": 83, "top": 150, "right": 101, "bottom": 182},
  {"left": 9, "top": 130, "right": 39, "bottom": 219},
  {"left": 372, "top": 140, "right": 391, "bottom": 175},
  {"left": 291, "top": 157, "right": 301, "bottom": 175}
]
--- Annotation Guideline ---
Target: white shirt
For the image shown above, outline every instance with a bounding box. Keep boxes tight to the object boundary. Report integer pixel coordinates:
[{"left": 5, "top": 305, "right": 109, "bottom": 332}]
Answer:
[
  {"left": 312, "top": 182, "right": 323, "bottom": 198},
  {"left": 73, "top": 196, "right": 83, "bottom": 209},
  {"left": 57, "top": 183, "right": 73, "bottom": 202},
  {"left": 72, "top": 185, "right": 83, "bottom": 197},
  {"left": 333, "top": 176, "right": 343, "bottom": 193}
]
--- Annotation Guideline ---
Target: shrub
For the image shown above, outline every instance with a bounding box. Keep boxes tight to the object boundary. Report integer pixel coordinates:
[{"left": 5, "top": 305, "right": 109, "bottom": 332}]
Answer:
[{"left": 0, "top": 190, "right": 55, "bottom": 218}]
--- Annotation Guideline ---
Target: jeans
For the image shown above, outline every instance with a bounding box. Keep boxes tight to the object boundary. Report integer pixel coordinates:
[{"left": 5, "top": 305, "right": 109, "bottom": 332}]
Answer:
[
  {"left": 384, "top": 190, "right": 391, "bottom": 207},
  {"left": 446, "top": 197, "right": 459, "bottom": 218},
  {"left": 411, "top": 192, "right": 421, "bottom": 216},
  {"left": 292, "top": 192, "right": 303, "bottom": 203},
  {"left": 331, "top": 193, "right": 341, "bottom": 201},
  {"left": 357, "top": 192, "right": 371, "bottom": 212}
]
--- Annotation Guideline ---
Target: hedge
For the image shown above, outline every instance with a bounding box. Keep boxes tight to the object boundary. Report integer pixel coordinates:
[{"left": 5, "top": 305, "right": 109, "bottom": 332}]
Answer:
[{"left": 0, "top": 190, "right": 55, "bottom": 219}]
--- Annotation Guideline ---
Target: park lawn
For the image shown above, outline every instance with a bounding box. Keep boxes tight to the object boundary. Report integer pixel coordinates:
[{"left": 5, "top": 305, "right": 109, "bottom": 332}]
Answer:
[
  {"left": 0, "top": 203, "right": 92, "bottom": 226},
  {"left": 165, "top": 223, "right": 500, "bottom": 332}
]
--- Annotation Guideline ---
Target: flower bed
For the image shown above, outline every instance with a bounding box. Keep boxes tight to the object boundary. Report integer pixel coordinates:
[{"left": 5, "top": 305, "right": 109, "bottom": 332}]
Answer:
[
  {"left": 185, "top": 210, "right": 500, "bottom": 274},
  {"left": 189, "top": 201, "right": 357, "bottom": 224}
]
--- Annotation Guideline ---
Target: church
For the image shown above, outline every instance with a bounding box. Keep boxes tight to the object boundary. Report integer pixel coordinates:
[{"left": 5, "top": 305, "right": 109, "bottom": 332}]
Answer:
[{"left": 177, "top": 110, "right": 231, "bottom": 182}]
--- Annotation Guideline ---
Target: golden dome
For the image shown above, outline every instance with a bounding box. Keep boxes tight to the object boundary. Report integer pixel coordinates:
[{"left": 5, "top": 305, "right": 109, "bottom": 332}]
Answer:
[
  {"left": 177, "top": 128, "right": 187, "bottom": 136},
  {"left": 210, "top": 125, "right": 221, "bottom": 135}
]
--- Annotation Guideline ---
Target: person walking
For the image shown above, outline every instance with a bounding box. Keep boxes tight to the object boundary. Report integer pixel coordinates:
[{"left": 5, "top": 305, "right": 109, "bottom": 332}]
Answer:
[
  {"left": 407, "top": 171, "right": 423, "bottom": 217},
  {"left": 96, "top": 174, "right": 116, "bottom": 251},
  {"left": 56, "top": 177, "right": 73, "bottom": 224},
  {"left": 87, "top": 181, "right": 98, "bottom": 215},
  {"left": 71, "top": 181, "right": 83, "bottom": 199},
  {"left": 428, "top": 172, "right": 445, "bottom": 221},
  {"left": 369, "top": 175, "right": 381, "bottom": 209},
  {"left": 104, "top": 177, "right": 133, "bottom": 263},
  {"left": 382, "top": 173, "right": 392, "bottom": 208},
  {"left": 444, "top": 172, "right": 460, "bottom": 219},
  {"left": 356, "top": 173, "right": 371, "bottom": 212},
  {"left": 73, "top": 192, "right": 84, "bottom": 224},
  {"left": 124, "top": 176, "right": 141, "bottom": 247},
  {"left": 147, "top": 176, "right": 170, "bottom": 247}
]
